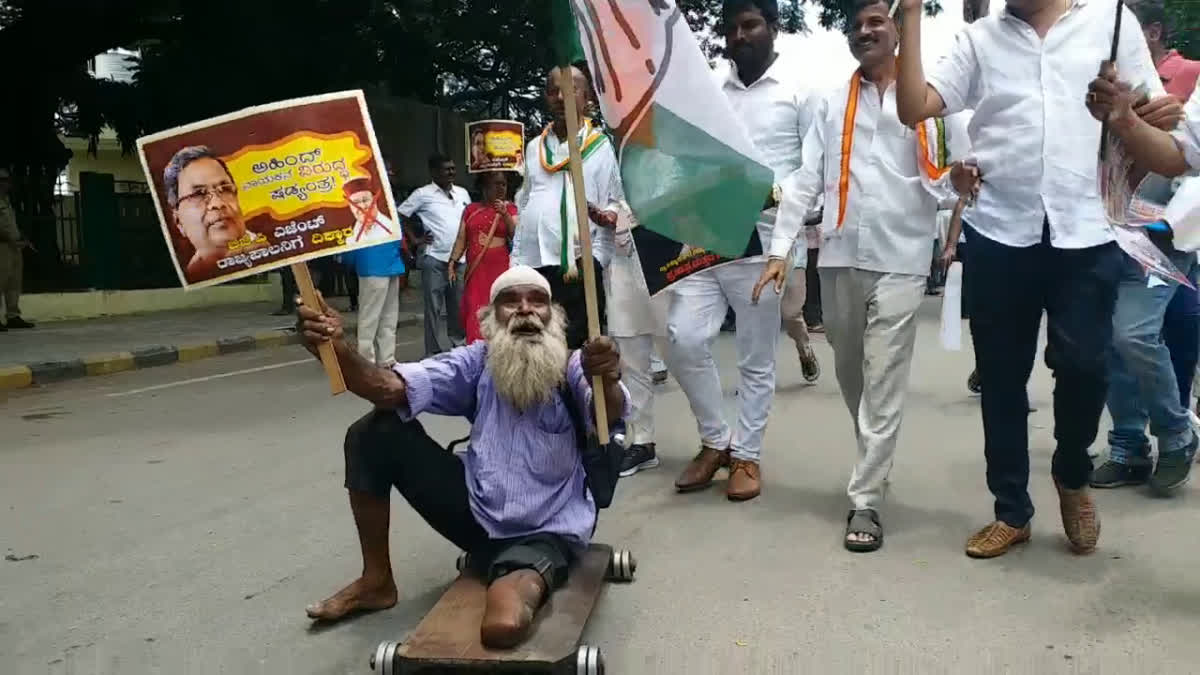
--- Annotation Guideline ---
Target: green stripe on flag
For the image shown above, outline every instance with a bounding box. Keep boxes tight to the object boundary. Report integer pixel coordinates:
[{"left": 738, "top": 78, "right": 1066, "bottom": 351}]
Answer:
[
  {"left": 550, "top": 0, "right": 585, "bottom": 66},
  {"left": 620, "top": 104, "right": 774, "bottom": 259}
]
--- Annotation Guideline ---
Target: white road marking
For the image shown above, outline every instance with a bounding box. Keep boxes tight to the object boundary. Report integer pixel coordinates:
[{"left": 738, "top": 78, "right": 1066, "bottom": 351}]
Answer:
[
  {"left": 106, "top": 359, "right": 313, "bottom": 397},
  {"left": 105, "top": 338, "right": 421, "bottom": 398}
]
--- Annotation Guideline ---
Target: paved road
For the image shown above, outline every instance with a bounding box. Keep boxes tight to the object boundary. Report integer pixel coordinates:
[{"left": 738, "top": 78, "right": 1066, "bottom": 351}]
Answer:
[{"left": 4, "top": 300, "right": 1199, "bottom": 674}]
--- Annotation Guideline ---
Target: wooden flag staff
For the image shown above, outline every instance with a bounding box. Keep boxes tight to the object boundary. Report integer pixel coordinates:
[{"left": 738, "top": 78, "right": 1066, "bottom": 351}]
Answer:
[
  {"left": 558, "top": 67, "right": 612, "bottom": 444},
  {"left": 291, "top": 261, "right": 347, "bottom": 395}
]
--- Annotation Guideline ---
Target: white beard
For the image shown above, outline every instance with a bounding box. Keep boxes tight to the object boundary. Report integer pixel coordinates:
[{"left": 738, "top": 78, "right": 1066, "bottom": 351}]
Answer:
[{"left": 481, "top": 305, "right": 570, "bottom": 411}]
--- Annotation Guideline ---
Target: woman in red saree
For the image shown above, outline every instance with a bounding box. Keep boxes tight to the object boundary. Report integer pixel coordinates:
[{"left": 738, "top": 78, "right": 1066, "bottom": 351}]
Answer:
[{"left": 448, "top": 171, "right": 518, "bottom": 343}]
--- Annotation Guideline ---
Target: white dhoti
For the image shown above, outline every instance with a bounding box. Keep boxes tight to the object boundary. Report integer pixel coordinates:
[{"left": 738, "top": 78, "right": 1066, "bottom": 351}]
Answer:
[
  {"left": 665, "top": 260, "right": 781, "bottom": 462},
  {"left": 356, "top": 275, "right": 402, "bottom": 367},
  {"left": 605, "top": 233, "right": 668, "bottom": 447},
  {"left": 820, "top": 267, "right": 925, "bottom": 510}
]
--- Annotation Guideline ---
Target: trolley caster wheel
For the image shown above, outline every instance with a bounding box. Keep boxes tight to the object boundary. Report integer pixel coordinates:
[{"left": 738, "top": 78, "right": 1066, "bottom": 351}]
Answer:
[
  {"left": 575, "top": 644, "right": 605, "bottom": 675},
  {"left": 370, "top": 641, "right": 400, "bottom": 674},
  {"left": 967, "top": 370, "right": 981, "bottom": 394},
  {"left": 606, "top": 549, "right": 636, "bottom": 582},
  {"left": 455, "top": 553, "right": 469, "bottom": 572}
]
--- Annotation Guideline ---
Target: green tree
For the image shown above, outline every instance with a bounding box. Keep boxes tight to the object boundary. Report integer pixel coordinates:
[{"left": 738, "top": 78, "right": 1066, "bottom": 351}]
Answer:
[
  {"left": 0, "top": 0, "right": 943, "bottom": 267},
  {"left": 1166, "top": 0, "right": 1198, "bottom": 59}
]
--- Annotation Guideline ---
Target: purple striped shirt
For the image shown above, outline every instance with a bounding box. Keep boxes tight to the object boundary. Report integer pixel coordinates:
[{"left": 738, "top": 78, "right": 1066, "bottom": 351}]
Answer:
[{"left": 393, "top": 343, "right": 629, "bottom": 548}]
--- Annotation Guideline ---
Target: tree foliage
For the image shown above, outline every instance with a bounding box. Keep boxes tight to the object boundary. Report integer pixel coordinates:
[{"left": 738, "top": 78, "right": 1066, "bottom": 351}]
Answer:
[
  {"left": 1166, "top": 0, "right": 1198, "bottom": 60},
  {"left": 0, "top": 0, "right": 942, "bottom": 176}
]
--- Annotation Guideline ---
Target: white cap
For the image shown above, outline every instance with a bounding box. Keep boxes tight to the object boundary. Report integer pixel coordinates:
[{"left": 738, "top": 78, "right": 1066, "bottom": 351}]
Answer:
[{"left": 489, "top": 265, "right": 552, "bottom": 304}]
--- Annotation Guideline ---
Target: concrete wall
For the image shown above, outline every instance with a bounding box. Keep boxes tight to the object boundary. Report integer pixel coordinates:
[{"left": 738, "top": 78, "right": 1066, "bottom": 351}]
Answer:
[{"left": 23, "top": 276, "right": 281, "bottom": 322}]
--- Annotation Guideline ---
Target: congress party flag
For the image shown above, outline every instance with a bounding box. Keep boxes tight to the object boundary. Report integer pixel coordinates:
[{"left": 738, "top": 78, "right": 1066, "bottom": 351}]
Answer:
[{"left": 558, "top": 0, "right": 774, "bottom": 264}]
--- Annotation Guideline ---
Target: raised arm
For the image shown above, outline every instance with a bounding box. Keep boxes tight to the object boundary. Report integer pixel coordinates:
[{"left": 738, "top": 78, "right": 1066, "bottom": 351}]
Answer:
[{"left": 896, "top": 0, "right": 949, "bottom": 126}]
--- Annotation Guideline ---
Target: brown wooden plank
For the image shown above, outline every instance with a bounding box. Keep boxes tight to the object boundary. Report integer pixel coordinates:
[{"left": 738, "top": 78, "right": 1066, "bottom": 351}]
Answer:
[{"left": 397, "top": 543, "right": 612, "bottom": 667}]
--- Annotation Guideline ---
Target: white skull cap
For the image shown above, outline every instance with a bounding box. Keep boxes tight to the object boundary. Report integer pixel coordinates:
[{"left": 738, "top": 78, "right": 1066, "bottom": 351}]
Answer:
[{"left": 489, "top": 265, "right": 552, "bottom": 304}]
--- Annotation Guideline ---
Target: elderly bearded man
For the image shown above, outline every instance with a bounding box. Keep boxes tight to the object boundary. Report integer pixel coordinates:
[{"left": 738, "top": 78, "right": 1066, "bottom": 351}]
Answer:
[{"left": 297, "top": 265, "right": 630, "bottom": 649}]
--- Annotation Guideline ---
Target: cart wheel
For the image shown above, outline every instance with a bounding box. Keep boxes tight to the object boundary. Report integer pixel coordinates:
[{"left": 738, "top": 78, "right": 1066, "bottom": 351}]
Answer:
[
  {"left": 606, "top": 548, "right": 636, "bottom": 582},
  {"left": 576, "top": 644, "right": 605, "bottom": 675},
  {"left": 967, "top": 370, "right": 981, "bottom": 394},
  {"left": 370, "top": 641, "right": 400, "bottom": 674},
  {"left": 455, "top": 553, "right": 469, "bottom": 572}
]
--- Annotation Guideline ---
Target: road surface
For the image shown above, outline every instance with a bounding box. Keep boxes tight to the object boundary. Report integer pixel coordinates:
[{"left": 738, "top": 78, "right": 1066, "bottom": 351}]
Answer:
[{"left": 3, "top": 301, "right": 1199, "bottom": 674}]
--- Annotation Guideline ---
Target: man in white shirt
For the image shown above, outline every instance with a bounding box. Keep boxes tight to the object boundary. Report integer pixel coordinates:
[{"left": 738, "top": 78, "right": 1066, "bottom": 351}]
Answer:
[
  {"left": 668, "top": 0, "right": 811, "bottom": 502},
  {"left": 776, "top": 0, "right": 956, "bottom": 551},
  {"left": 512, "top": 65, "right": 622, "bottom": 350},
  {"left": 894, "top": 0, "right": 1171, "bottom": 558},
  {"left": 397, "top": 155, "right": 472, "bottom": 356}
]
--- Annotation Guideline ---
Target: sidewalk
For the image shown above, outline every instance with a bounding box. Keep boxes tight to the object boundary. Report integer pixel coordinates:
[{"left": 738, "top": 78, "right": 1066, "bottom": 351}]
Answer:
[{"left": 0, "top": 297, "right": 422, "bottom": 390}]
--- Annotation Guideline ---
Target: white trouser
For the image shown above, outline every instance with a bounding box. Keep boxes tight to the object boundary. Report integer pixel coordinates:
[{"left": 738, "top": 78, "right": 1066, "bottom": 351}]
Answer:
[
  {"left": 820, "top": 268, "right": 925, "bottom": 511},
  {"left": 357, "top": 275, "right": 401, "bottom": 366},
  {"left": 615, "top": 334, "right": 667, "bottom": 446},
  {"left": 665, "top": 261, "right": 781, "bottom": 462}
]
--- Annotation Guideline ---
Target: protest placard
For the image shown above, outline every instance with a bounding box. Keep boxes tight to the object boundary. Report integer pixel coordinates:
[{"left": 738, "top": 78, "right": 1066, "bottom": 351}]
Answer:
[
  {"left": 466, "top": 120, "right": 525, "bottom": 174},
  {"left": 137, "top": 90, "right": 399, "bottom": 290}
]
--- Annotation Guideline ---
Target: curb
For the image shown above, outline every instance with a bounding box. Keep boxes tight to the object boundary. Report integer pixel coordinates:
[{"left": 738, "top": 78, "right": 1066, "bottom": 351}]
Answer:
[{"left": 1, "top": 315, "right": 421, "bottom": 392}]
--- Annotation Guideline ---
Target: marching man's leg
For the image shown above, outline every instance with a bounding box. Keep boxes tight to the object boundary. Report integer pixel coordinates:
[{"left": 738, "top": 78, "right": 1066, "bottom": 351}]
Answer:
[
  {"left": 721, "top": 261, "right": 782, "bottom": 501},
  {"left": 667, "top": 270, "right": 734, "bottom": 492},
  {"left": 616, "top": 333, "right": 660, "bottom": 476},
  {"left": 782, "top": 261, "right": 820, "bottom": 382},
  {"left": 843, "top": 271, "right": 925, "bottom": 552}
]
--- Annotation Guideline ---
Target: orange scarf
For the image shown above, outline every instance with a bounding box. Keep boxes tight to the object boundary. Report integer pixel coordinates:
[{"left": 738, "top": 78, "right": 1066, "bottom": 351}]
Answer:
[{"left": 835, "top": 71, "right": 949, "bottom": 229}]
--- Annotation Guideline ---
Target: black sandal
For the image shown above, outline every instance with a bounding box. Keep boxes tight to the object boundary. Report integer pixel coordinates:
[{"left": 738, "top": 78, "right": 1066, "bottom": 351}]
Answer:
[{"left": 844, "top": 509, "right": 883, "bottom": 552}]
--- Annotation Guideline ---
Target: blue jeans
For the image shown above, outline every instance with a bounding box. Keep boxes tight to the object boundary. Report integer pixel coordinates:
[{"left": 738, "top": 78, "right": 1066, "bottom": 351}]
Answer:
[
  {"left": 1107, "top": 250, "right": 1199, "bottom": 467},
  {"left": 1163, "top": 279, "right": 1200, "bottom": 406}
]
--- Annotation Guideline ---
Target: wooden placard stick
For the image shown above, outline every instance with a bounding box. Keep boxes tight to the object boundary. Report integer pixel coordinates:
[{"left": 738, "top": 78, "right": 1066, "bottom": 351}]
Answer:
[
  {"left": 559, "top": 66, "right": 611, "bottom": 444},
  {"left": 291, "top": 261, "right": 347, "bottom": 395}
]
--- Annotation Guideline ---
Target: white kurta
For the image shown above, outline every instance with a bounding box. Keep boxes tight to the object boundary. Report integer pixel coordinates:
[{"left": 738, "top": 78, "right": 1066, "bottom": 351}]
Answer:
[
  {"left": 777, "top": 76, "right": 954, "bottom": 277},
  {"left": 512, "top": 129, "right": 623, "bottom": 269}
]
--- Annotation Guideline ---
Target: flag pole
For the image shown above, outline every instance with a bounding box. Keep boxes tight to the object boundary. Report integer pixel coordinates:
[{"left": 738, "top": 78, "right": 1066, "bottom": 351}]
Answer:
[
  {"left": 1099, "top": 0, "right": 1124, "bottom": 160},
  {"left": 559, "top": 65, "right": 612, "bottom": 444}
]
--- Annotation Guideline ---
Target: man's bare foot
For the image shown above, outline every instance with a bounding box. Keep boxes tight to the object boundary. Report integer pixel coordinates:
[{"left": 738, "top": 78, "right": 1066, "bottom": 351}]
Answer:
[{"left": 305, "top": 575, "right": 397, "bottom": 622}]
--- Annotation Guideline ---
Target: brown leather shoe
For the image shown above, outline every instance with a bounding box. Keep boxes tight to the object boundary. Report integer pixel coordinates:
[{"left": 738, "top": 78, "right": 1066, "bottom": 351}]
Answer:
[
  {"left": 726, "top": 459, "right": 761, "bottom": 501},
  {"left": 674, "top": 446, "right": 730, "bottom": 492},
  {"left": 1055, "top": 479, "right": 1100, "bottom": 554},
  {"left": 965, "top": 521, "right": 1032, "bottom": 559},
  {"left": 480, "top": 569, "right": 548, "bottom": 649}
]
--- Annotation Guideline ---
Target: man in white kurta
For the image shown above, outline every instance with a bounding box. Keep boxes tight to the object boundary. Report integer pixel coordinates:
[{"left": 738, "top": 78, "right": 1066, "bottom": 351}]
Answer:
[
  {"left": 606, "top": 202, "right": 670, "bottom": 477},
  {"left": 513, "top": 66, "right": 621, "bottom": 350},
  {"left": 668, "top": 1, "right": 813, "bottom": 502},
  {"left": 777, "top": 0, "right": 955, "bottom": 551}
]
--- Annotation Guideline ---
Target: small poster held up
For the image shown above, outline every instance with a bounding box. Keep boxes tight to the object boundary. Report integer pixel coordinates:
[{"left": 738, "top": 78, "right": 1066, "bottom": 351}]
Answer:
[
  {"left": 466, "top": 120, "right": 525, "bottom": 174},
  {"left": 137, "top": 90, "right": 399, "bottom": 289}
]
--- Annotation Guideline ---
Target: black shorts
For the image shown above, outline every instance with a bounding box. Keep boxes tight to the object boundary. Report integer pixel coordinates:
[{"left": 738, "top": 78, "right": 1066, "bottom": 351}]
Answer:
[{"left": 343, "top": 409, "right": 574, "bottom": 587}]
